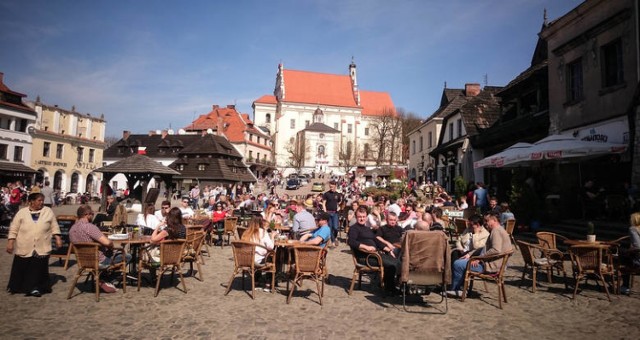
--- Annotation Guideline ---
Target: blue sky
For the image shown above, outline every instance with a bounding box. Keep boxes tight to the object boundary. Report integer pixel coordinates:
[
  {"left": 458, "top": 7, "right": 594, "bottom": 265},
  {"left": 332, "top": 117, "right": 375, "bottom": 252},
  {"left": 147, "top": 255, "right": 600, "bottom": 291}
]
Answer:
[{"left": 0, "top": 0, "right": 583, "bottom": 138}]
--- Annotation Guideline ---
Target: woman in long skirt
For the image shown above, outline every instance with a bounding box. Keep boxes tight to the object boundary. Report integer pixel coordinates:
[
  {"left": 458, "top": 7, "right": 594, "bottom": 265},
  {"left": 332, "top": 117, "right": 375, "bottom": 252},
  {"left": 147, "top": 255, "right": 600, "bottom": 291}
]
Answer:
[{"left": 6, "top": 193, "right": 62, "bottom": 297}]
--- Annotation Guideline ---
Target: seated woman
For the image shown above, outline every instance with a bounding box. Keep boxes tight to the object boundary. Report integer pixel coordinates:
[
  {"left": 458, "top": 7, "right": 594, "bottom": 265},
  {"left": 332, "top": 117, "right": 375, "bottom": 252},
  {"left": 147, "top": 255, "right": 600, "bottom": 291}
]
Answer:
[
  {"left": 136, "top": 203, "right": 162, "bottom": 235},
  {"left": 150, "top": 207, "right": 186, "bottom": 244},
  {"left": 366, "top": 206, "right": 382, "bottom": 231},
  {"left": 262, "top": 203, "right": 282, "bottom": 225},
  {"left": 620, "top": 212, "right": 640, "bottom": 295},
  {"left": 451, "top": 214, "right": 489, "bottom": 263},
  {"left": 240, "top": 216, "right": 275, "bottom": 291}
]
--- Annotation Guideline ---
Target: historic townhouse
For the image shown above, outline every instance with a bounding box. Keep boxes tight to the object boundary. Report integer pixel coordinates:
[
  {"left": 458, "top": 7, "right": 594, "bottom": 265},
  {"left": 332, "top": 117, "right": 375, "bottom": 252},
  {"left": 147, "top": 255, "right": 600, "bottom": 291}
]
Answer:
[
  {"left": 28, "top": 100, "right": 106, "bottom": 194},
  {"left": 0, "top": 72, "right": 37, "bottom": 184}
]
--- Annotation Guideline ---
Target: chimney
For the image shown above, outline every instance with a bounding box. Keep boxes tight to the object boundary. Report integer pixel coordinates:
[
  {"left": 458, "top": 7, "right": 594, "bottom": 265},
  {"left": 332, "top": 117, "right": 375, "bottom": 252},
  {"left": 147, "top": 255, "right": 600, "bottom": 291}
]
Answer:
[
  {"left": 217, "top": 117, "right": 224, "bottom": 136},
  {"left": 123, "top": 130, "right": 131, "bottom": 140},
  {"left": 212, "top": 105, "right": 219, "bottom": 110},
  {"left": 161, "top": 129, "right": 168, "bottom": 139},
  {"left": 227, "top": 104, "right": 235, "bottom": 110},
  {"left": 465, "top": 83, "right": 481, "bottom": 97}
]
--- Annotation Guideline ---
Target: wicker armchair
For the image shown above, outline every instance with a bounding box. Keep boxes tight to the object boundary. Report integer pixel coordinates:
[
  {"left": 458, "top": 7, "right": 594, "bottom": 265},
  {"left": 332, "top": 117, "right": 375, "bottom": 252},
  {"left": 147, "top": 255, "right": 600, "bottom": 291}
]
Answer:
[
  {"left": 536, "top": 232, "right": 569, "bottom": 253},
  {"left": 517, "top": 240, "right": 567, "bottom": 292},
  {"left": 505, "top": 219, "right": 518, "bottom": 250},
  {"left": 569, "top": 244, "right": 616, "bottom": 301},
  {"left": 137, "top": 239, "right": 187, "bottom": 297},
  {"left": 461, "top": 250, "right": 514, "bottom": 309},
  {"left": 224, "top": 240, "right": 276, "bottom": 299},
  {"left": 348, "top": 248, "right": 385, "bottom": 295},
  {"left": 451, "top": 218, "right": 468, "bottom": 241},
  {"left": 183, "top": 231, "right": 206, "bottom": 281},
  {"left": 222, "top": 217, "right": 239, "bottom": 247},
  {"left": 287, "top": 245, "right": 326, "bottom": 305},
  {"left": 67, "top": 242, "right": 126, "bottom": 302}
]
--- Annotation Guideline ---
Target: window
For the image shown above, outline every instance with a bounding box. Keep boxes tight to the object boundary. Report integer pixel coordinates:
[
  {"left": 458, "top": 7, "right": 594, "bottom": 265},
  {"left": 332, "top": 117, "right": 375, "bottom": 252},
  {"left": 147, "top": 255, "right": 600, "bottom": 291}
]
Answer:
[
  {"left": 347, "top": 124, "right": 352, "bottom": 133},
  {"left": 257, "top": 137, "right": 261, "bottom": 144},
  {"left": 457, "top": 119, "right": 462, "bottom": 137},
  {"left": 419, "top": 136, "right": 423, "bottom": 152},
  {"left": 364, "top": 127, "right": 369, "bottom": 136},
  {"left": 43, "top": 142, "right": 51, "bottom": 157},
  {"left": 346, "top": 141, "right": 352, "bottom": 156},
  {"left": 265, "top": 113, "right": 271, "bottom": 124},
  {"left": 305, "top": 120, "right": 310, "bottom": 127},
  {"left": 13, "top": 146, "right": 23, "bottom": 162},
  {"left": 0, "top": 144, "right": 7, "bottom": 159},
  {"left": 257, "top": 152, "right": 260, "bottom": 160},
  {"left": 249, "top": 135, "right": 253, "bottom": 142},
  {"left": 566, "top": 58, "right": 583, "bottom": 102},
  {"left": 89, "top": 149, "right": 95, "bottom": 162},
  {"left": 448, "top": 123, "right": 454, "bottom": 140},
  {"left": 290, "top": 119, "right": 295, "bottom": 129},
  {"left": 56, "top": 144, "right": 63, "bottom": 159},
  {"left": 364, "top": 143, "right": 370, "bottom": 158},
  {"left": 249, "top": 150, "right": 253, "bottom": 159},
  {"left": 198, "top": 164, "right": 206, "bottom": 171},
  {"left": 77, "top": 147, "right": 84, "bottom": 162},
  {"left": 177, "top": 164, "right": 184, "bottom": 171},
  {"left": 334, "top": 123, "right": 339, "bottom": 129},
  {"left": 601, "top": 39, "right": 624, "bottom": 88},
  {"left": 428, "top": 132, "right": 433, "bottom": 148},
  {"left": 412, "top": 140, "right": 416, "bottom": 155},
  {"left": 18, "top": 119, "right": 28, "bottom": 132}
]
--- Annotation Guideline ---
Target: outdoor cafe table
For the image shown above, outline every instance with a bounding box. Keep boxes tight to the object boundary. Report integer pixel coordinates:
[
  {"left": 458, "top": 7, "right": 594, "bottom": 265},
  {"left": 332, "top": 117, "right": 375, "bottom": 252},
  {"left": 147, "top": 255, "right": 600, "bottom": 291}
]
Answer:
[
  {"left": 111, "top": 235, "right": 152, "bottom": 278},
  {"left": 273, "top": 239, "right": 301, "bottom": 285}
]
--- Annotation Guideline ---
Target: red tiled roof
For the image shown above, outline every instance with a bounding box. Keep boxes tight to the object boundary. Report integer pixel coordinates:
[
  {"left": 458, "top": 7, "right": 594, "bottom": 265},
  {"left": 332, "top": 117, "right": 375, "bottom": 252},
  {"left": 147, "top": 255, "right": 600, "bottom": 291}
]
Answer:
[
  {"left": 184, "top": 106, "right": 271, "bottom": 147},
  {"left": 360, "top": 90, "right": 395, "bottom": 116},
  {"left": 282, "top": 69, "right": 359, "bottom": 108},
  {"left": 254, "top": 95, "right": 277, "bottom": 104}
]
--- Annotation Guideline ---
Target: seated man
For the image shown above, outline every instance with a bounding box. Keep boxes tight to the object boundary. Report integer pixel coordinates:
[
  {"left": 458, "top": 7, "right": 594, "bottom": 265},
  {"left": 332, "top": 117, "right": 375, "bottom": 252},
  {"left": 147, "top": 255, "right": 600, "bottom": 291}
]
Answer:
[
  {"left": 69, "top": 204, "right": 132, "bottom": 293},
  {"left": 154, "top": 200, "right": 171, "bottom": 222},
  {"left": 376, "top": 212, "right": 404, "bottom": 257},
  {"left": 347, "top": 207, "right": 401, "bottom": 294},
  {"left": 292, "top": 200, "right": 317, "bottom": 238},
  {"left": 299, "top": 212, "right": 332, "bottom": 248},
  {"left": 179, "top": 197, "right": 195, "bottom": 219},
  {"left": 448, "top": 210, "right": 512, "bottom": 297}
]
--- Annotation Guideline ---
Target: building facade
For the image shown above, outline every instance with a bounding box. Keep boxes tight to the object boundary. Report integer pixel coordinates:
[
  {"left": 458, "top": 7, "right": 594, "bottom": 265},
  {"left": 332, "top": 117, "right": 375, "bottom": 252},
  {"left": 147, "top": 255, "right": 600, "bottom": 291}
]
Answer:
[
  {"left": 184, "top": 104, "right": 274, "bottom": 178},
  {"left": 28, "top": 101, "right": 106, "bottom": 194},
  {"left": 0, "top": 72, "right": 37, "bottom": 185},
  {"left": 252, "top": 61, "right": 400, "bottom": 174}
]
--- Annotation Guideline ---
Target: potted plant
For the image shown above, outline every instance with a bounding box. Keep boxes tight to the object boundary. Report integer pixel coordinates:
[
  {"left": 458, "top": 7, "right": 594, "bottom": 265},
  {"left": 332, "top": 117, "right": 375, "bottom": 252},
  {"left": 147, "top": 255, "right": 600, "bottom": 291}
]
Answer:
[{"left": 586, "top": 221, "right": 596, "bottom": 242}]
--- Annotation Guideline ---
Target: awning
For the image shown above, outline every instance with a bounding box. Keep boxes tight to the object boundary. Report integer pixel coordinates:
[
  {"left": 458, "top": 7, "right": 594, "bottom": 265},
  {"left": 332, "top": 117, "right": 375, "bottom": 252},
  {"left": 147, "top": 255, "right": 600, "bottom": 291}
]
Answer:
[
  {"left": 0, "top": 161, "right": 38, "bottom": 175},
  {"left": 474, "top": 143, "right": 533, "bottom": 169}
]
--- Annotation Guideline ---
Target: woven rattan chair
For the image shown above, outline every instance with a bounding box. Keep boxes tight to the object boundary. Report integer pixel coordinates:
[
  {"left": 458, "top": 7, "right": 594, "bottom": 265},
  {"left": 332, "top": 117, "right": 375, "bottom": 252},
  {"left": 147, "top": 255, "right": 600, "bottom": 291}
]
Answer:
[
  {"left": 67, "top": 242, "right": 126, "bottom": 302},
  {"left": 287, "top": 245, "right": 326, "bottom": 305},
  {"left": 348, "top": 248, "right": 385, "bottom": 295},
  {"left": 505, "top": 219, "right": 518, "bottom": 250},
  {"left": 608, "top": 236, "right": 640, "bottom": 293},
  {"left": 224, "top": 240, "right": 276, "bottom": 299},
  {"left": 137, "top": 239, "right": 187, "bottom": 297},
  {"left": 569, "top": 244, "right": 616, "bottom": 301},
  {"left": 452, "top": 218, "right": 468, "bottom": 241},
  {"left": 517, "top": 240, "right": 567, "bottom": 292},
  {"left": 536, "top": 232, "right": 569, "bottom": 253},
  {"left": 183, "top": 231, "right": 206, "bottom": 281},
  {"left": 223, "top": 217, "right": 239, "bottom": 247},
  {"left": 461, "top": 249, "right": 514, "bottom": 309}
]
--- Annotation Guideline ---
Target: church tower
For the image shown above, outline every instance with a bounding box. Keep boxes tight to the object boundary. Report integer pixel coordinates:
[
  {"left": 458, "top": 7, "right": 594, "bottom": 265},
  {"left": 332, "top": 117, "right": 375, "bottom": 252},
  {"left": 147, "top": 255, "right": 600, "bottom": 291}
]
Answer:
[{"left": 349, "top": 58, "right": 360, "bottom": 106}]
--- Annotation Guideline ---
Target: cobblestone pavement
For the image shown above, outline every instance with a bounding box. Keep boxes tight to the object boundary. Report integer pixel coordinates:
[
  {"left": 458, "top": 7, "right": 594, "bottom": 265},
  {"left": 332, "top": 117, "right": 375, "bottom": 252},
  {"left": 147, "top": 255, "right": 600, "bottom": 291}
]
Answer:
[{"left": 1, "top": 200, "right": 640, "bottom": 339}]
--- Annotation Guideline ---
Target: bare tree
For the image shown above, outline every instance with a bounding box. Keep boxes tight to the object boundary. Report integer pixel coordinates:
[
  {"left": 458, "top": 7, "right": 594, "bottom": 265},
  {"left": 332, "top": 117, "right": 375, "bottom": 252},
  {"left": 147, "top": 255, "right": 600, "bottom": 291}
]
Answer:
[
  {"left": 104, "top": 135, "right": 121, "bottom": 148},
  {"left": 369, "top": 108, "right": 400, "bottom": 166},
  {"left": 285, "top": 137, "right": 308, "bottom": 171},
  {"left": 338, "top": 139, "right": 359, "bottom": 174},
  {"left": 398, "top": 109, "right": 422, "bottom": 163}
]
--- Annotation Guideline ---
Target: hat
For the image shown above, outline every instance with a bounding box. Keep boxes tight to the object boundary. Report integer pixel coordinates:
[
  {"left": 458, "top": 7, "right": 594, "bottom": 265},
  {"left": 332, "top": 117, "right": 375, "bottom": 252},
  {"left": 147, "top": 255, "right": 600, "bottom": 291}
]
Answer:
[
  {"left": 316, "top": 212, "right": 331, "bottom": 221},
  {"left": 304, "top": 198, "right": 314, "bottom": 208}
]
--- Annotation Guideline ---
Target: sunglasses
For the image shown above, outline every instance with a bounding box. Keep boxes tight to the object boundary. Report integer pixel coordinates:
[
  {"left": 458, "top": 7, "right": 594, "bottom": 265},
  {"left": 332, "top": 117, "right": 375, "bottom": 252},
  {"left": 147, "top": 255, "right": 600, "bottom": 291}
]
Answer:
[{"left": 162, "top": 206, "right": 170, "bottom": 210}]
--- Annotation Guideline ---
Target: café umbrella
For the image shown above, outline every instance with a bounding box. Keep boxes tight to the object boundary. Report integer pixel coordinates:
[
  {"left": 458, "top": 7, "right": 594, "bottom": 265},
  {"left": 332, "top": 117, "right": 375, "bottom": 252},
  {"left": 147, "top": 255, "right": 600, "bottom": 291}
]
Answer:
[{"left": 474, "top": 142, "right": 534, "bottom": 169}]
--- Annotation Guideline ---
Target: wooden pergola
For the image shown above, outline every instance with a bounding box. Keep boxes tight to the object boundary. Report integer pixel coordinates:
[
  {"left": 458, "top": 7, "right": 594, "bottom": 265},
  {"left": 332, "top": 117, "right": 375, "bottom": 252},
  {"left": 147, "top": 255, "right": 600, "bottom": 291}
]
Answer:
[{"left": 94, "top": 154, "right": 180, "bottom": 206}]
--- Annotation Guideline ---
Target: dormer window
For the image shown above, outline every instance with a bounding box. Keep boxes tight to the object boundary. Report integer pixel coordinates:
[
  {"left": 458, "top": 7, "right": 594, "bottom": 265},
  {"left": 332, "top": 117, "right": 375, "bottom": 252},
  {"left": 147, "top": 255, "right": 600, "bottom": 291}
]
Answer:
[
  {"left": 177, "top": 164, "right": 184, "bottom": 171},
  {"left": 313, "top": 107, "right": 324, "bottom": 123},
  {"left": 198, "top": 164, "right": 206, "bottom": 171}
]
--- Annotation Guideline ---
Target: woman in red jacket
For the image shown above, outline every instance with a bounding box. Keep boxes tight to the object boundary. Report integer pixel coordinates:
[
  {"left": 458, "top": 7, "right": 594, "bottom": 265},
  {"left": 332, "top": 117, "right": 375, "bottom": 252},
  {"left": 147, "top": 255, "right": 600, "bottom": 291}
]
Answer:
[{"left": 211, "top": 203, "right": 227, "bottom": 245}]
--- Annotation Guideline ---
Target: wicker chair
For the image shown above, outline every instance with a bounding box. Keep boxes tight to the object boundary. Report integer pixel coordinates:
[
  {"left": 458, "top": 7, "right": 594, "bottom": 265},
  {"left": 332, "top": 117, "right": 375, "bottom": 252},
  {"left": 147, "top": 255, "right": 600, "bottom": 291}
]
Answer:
[
  {"left": 461, "top": 250, "right": 514, "bottom": 309},
  {"left": 183, "top": 231, "right": 206, "bottom": 281},
  {"left": 67, "top": 242, "right": 127, "bottom": 302},
  {"left": 536, "top": 232, "right": 569, "bottom": 253},
  {"left": 287, "top": 245, "right": 326, "bottom": 305},
  {"left": 348, "top": 249, "right": 385, "bottom": 295},
  {"left": 222, "top": 217, "right": 239, "bottom": 247},
  {"left": 452, "top": 218, "right": 468, "bottom": 241},
  {"left": 569, "top": 244, "right": 616, "bottom": 301},
  {"left": 137, "top": 239, "right": 187, "bottom": 297},
  {"left": 224, "top": 240, "right": 276, "bottom": 299},
  {"left": 505, "top": 219, "right": 518, "bottom": 250},
  {"left": 517, "top": 240, "right": 567, "bottom": 292}
]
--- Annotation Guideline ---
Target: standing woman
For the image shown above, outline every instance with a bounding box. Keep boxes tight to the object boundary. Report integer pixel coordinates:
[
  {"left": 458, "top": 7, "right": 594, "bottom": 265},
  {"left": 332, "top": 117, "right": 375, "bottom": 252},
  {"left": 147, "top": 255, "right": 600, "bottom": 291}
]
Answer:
[{"left": 6, "top": 193, "right": 62, "bottom": 297}]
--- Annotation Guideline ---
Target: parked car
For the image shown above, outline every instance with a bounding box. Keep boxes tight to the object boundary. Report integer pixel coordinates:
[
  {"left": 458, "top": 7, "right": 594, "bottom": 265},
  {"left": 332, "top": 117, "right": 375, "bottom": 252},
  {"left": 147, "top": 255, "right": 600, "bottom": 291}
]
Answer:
[
  {"left": 311, "top": 182, "right": 325, "bottom": 192},
  {"left": 285, "top": 179, "right": 300, "bottom": 190}
]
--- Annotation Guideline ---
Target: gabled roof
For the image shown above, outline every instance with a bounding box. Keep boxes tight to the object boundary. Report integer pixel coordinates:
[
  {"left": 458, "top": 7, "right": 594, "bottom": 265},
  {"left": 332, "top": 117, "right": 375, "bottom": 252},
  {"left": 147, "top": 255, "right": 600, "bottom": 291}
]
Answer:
[
  {"left": 169, "top": 156, "right": 256, "bottom": 182},
  {"left": 184, "top": 105, "right": 271, "bottom": 145},
  {"left": 95, "top": 154, "right": 180, "bottom": 175},
  {"left": 0, "top": 72, "right": 36, "bottom": 115},
  {"left": 301, "top": 122, "right": 341, "bottom": 133},
  {"left": 254, "top": 95, "right": 277, "bottom": 105},
  {"left": 497, "top": 60, "right": 548, "bottom": 95},
  {"left": 458, "top": 87, "right": 503, "bottom": 137},
  {"left": 281, "top": 69, "right": 358, "bottom": 108},
  {"left": 179, "top": 134, "right": 241, "bottom": 157},
  {"left": 360, "top": 90, "right": 396, "bottom": 116}
]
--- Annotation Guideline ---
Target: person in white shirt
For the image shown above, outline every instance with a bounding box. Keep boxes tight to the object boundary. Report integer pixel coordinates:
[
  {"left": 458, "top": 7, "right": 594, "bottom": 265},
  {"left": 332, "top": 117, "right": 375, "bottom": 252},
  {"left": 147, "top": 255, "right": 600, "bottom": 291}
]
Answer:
[
  {"left": 136, "top": 203, "right": 163, "bottom": 234},
  {"left": 179, "top": 197, "right": 195, "bottom": 219},
  {"left": 154, "top": 200, "right": 171, "bottom": 222}
]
